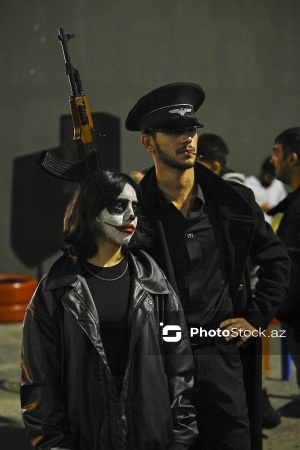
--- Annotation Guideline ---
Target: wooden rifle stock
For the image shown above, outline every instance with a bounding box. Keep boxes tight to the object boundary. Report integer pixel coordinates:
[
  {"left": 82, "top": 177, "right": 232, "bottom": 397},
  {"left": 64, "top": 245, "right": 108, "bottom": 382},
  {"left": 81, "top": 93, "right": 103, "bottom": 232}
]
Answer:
[{"left": 37, "top": 28, "right": 102, "bottom": 182}]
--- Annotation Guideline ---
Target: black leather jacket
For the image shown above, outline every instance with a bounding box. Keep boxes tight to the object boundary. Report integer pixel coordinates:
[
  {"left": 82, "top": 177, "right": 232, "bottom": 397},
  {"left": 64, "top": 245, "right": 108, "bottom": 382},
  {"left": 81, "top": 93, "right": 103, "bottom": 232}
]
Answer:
[{"left": 21, "top": 251, "right": 198, "bottom": 450}]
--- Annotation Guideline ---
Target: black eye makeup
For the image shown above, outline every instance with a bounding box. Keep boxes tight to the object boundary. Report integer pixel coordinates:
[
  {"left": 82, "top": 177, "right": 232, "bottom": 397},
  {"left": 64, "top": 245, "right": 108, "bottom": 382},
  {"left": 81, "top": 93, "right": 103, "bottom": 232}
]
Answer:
[{"left": 106, "top": 200, "right": 139, "bottom": 216}]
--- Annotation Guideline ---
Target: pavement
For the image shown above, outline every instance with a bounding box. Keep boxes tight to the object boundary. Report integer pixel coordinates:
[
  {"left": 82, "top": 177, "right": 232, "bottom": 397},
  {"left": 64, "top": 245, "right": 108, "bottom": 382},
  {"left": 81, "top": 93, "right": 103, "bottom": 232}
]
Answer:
[{"left": 0, "top": 321, "right": 299, "bottom": 450}]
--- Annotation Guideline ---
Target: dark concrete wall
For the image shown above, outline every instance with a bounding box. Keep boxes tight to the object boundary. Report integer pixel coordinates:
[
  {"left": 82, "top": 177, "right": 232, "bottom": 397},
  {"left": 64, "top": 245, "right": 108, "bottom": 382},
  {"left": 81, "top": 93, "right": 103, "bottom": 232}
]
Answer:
[{"left": 1, "top": 0, "right": 300, "bottom": 277}]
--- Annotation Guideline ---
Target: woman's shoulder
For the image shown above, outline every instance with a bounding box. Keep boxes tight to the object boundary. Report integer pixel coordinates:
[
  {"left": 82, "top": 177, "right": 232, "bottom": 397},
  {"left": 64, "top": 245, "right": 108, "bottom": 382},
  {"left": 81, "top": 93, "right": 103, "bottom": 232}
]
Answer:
[
  {"left": 129, "top": 250, "right": 171, "bottom": 295},
  {"left": 43, "top": 253, "right": 81, "bottom": 292},
  {"left": 130, "top": 249, "right": 161, "bottom": 270}
]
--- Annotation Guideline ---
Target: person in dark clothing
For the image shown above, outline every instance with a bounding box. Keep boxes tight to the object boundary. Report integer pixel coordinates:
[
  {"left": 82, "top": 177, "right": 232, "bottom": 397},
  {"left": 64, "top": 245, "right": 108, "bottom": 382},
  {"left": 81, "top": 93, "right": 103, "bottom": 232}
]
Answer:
[
  {"left": 269, "top": 127, "right": 300, "bottom": 399},
  {"left": 197, "top": 132, "right": 282, "bottom": 429},
  {"left": 196, "top": 132, "right": 245, "bottom": 184},
  {"left": 125, "top": 82, "right": 290, "bottom": 450},
  {"left": 20, "top": 170, "right": 198, "bottom": 450}
]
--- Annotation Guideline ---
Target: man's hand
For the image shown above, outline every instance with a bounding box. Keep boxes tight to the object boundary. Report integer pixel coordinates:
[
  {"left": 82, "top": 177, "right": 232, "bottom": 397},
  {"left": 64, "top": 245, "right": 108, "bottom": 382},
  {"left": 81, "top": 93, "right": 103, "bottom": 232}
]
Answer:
[
  {"left": 219, "top": 318, "right": 258, "bottom": 348},
  {"left": 260, "top": 201, "right": 271, "bottom": 212}
]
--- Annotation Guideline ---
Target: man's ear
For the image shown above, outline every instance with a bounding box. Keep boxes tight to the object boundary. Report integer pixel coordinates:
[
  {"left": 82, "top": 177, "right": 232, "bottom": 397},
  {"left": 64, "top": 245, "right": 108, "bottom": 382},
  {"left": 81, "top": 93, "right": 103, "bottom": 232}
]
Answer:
[
  {"left": 141, "top": 134, "right": 155, "bottom": 154},
  {"left": 290, "top": 153, "right": 300, "bottom": 166},
  {"left": 287, "top": 153, "right": 300, "bottom": 167}
]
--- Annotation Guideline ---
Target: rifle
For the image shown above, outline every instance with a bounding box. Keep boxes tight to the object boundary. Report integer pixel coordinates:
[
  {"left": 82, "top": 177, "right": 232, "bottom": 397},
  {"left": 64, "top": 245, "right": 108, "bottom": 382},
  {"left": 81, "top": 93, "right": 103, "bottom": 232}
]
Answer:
[{"left": 37, "top": 28, "right": 102, "bottom": 182}]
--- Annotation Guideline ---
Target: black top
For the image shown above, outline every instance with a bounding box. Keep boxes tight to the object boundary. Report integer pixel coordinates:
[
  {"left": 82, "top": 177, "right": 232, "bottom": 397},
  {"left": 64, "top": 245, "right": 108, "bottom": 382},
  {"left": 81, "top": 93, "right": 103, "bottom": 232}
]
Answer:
[
  {"left": 157, "top": 184, "right": 232, "bottom": 328},
  {"left": 269, "top": 186, "right": 300, "bottom": 322},
  {"left": 83, "top": 258, "right": 131, "bottom": 378}
]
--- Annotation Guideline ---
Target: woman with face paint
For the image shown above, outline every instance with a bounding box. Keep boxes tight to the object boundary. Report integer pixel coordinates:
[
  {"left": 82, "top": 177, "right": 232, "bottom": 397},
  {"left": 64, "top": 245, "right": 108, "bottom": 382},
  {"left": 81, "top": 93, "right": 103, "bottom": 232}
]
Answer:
[{"left": 20, "top": 170, "right": 198, "bottom": 450}]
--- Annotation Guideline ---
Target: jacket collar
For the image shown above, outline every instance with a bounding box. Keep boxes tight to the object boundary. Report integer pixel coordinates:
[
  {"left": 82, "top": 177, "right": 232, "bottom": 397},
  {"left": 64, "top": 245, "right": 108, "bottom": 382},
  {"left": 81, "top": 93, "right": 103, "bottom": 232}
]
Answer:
[
  {"left": 129, "top": 250, "right": 170, "bottom": 294},
  {"left": 194, "top": 162, "right": 254, "bottom": 216},
  {"left": 141, "top": 163, "right": 255, "bottom": 218},
  {"left": 44, "top": 251, "right": 170, "bottom": 295}
]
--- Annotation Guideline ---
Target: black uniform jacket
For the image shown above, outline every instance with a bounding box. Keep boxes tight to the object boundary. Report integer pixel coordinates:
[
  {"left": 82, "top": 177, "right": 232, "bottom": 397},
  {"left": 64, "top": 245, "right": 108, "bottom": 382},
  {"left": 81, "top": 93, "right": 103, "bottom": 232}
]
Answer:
[
  {"left": 140, "top": 163, "right": 290, "bottom": 331},
  {"left": 140, "top": 163, "right": 290, "bottom": 450},
  {"left": 20, "top": 251, "right": 198, "bottom": 450}
]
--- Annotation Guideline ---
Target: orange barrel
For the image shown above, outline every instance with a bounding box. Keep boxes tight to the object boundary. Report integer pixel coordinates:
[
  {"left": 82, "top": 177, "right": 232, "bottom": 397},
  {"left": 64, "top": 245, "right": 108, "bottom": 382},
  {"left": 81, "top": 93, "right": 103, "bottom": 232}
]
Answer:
[{"left": 0, "top": 274, "right": 38, "bottom": 322}]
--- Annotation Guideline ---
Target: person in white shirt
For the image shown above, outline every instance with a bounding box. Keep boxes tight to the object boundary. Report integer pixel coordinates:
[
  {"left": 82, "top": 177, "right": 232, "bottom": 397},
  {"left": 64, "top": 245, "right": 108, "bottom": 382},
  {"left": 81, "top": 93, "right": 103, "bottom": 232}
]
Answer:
[{"left": 245, "top": 156, "right": 287, "bottom": 226}]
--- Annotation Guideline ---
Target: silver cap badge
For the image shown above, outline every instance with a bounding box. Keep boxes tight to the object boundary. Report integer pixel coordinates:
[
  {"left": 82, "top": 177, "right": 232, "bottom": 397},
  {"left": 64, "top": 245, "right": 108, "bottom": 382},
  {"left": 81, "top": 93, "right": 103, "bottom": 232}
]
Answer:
[{"left": 169, "top": 108, "right": 192, "bottom": 117}]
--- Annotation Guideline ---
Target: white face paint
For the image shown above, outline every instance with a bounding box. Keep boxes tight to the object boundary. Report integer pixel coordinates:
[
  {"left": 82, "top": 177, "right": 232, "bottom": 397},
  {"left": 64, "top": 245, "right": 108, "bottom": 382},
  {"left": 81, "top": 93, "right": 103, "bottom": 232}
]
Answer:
[{"left": 96, "top": 183, "right": 138, "bottom": 246}]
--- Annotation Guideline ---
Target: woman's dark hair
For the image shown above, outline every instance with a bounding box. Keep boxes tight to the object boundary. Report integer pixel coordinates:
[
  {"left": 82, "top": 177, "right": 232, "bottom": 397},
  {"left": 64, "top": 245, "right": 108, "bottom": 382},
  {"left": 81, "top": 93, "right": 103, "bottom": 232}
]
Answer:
[{"left": 62, "top": 170, "right": 152, "bottom": 260}]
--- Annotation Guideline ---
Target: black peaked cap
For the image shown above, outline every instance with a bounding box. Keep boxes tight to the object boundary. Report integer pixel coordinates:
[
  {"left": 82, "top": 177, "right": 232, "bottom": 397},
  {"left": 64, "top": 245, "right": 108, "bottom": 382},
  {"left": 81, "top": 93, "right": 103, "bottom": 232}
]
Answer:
[{"left": 125, "top": 82, "right": 205, "bottom": 131}]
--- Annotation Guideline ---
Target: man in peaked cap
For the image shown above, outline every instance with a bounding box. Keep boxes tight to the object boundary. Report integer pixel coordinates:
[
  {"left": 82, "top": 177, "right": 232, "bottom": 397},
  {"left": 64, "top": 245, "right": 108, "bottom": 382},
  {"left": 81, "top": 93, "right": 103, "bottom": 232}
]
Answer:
[{"left": 126, "top": 83, "right": 290, "bottom": 450}]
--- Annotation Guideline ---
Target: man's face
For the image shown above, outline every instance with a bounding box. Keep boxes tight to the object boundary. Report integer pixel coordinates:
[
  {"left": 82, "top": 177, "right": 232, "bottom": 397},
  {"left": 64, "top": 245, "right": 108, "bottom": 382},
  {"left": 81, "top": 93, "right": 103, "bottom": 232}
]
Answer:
[
  {"left": 260, "top": 172, "right": 274, "bottom": 188},
  {"left": 97, "top": 183, "right": 138, "bottom": 246},
  {"left": 271, "top": 143, "right": 290, "bottom": 184},
  {"left": 150, "top": 127, "right": 198, "bottom": 170}
]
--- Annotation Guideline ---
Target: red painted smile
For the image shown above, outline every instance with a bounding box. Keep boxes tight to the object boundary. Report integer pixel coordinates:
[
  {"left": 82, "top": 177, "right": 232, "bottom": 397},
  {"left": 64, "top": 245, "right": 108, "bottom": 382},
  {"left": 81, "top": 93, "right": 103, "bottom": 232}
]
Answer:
[{"left": 105, "top": 222, "right": 136, "bottom": 234}]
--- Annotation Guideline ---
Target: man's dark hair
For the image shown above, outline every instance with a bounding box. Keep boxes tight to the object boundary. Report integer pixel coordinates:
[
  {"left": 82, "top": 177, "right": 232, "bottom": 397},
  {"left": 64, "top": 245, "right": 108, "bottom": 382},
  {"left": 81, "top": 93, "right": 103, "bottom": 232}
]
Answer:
[
  {"left": 144, "top": 129, "right": 157, "bottom": 139},
  {"left": 197, "top": 133, "right": 229, "bottom": 167},
  {"left": 62, "top": 170, "right": 151, "bottom": 260},
  {"left": 275, "top": 127, "right": 300, "bottom": 159}
]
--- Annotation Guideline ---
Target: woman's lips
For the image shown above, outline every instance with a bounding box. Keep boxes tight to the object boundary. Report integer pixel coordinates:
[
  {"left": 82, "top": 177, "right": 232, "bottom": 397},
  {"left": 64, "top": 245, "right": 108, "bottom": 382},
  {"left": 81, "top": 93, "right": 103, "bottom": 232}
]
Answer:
[{"left": 105, "top": 222, "right": 136, "bottom": 233}]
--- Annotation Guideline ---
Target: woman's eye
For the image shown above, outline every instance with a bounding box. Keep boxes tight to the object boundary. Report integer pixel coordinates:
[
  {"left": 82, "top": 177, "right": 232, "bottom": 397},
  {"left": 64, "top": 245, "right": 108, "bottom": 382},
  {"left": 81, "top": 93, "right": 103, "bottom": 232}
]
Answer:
[
  {"left": 107, "top": 202, "right": 126, "bottom": 215},
  {"left": 115, "top": 202, "right": 124, "bottom": 211},
  {"left": 132, "top": 203, "right": 139, "bottom": 213},
  {"left": 106, "top": 200, "right": 139, "bottom": 216}
]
